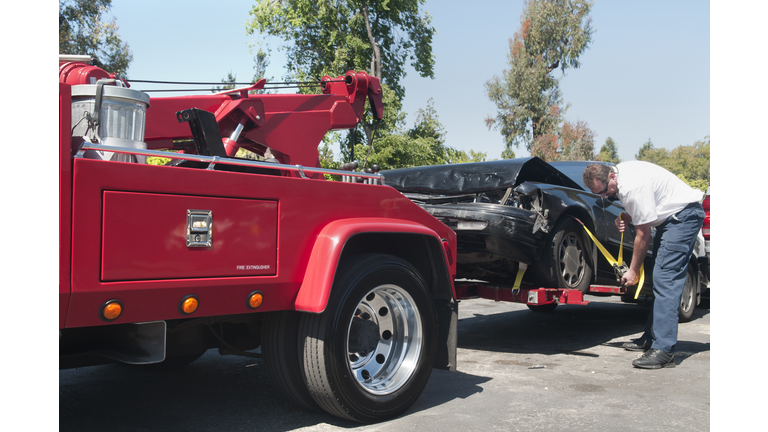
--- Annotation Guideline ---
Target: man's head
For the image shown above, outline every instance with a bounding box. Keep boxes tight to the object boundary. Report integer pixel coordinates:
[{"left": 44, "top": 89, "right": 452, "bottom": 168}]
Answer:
[{"left": 583, "top": 164, "right": 618, "bottom": 198}]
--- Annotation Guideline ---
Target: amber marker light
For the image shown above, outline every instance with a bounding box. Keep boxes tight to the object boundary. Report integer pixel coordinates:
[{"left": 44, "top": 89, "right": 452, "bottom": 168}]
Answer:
[
  {"left": 179, "top": 295, "right": 199, "bottom": 315},
  {"left": 100, "top": 300, "right": 123, "bottom": 322},
  {"left": 246, "top": 291, "right": 264, "bottom": 309}
]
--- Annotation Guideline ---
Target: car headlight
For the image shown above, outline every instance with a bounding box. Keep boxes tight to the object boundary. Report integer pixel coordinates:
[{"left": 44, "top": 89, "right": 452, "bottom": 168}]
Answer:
[{"left": 457, "top": 221, "right": 488, "bottom": 230}]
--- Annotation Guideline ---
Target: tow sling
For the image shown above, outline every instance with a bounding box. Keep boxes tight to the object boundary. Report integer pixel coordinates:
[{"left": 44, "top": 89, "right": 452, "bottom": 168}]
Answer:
[{"left": 572, "top": 215, "right": 645, "bottom": 300}]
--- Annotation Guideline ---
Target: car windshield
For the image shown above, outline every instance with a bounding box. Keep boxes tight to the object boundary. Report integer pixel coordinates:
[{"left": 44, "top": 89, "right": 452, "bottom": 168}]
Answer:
[{"left": 548, "top": 161, "right": 613, "bottom": 193}]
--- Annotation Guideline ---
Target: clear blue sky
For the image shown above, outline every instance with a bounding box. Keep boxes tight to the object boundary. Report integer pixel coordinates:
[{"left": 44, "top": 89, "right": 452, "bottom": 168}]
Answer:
[{"left": 111, "top": 0, "right": 710, "bottom": 163}]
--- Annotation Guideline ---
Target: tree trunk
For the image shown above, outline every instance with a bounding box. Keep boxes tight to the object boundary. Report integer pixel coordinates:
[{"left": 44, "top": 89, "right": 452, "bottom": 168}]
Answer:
[{"left": 362, "top": 6, "right": 382, "bottom": 80}]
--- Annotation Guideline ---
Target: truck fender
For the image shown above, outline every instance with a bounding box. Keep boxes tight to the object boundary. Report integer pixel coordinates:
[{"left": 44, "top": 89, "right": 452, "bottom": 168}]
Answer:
[{"left": 295, "top": 218, "right": 444, "bottom": 313}]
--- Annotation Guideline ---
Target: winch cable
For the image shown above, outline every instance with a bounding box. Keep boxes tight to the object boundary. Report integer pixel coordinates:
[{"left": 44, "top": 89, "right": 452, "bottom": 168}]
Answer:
[
  {"left": 570, "top": 214, "right": 645, "bottom": 300},
  {"left": 128, "top": 78, "right": 345, "bottom": 93},
  {"left": 360, "top": 120, "right": 380, "bottom": 173}
]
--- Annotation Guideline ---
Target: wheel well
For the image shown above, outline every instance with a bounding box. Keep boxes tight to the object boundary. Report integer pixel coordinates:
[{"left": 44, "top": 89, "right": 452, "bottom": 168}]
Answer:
[{"left": 338, "top": 232, "right": 453, "bottom": 301}]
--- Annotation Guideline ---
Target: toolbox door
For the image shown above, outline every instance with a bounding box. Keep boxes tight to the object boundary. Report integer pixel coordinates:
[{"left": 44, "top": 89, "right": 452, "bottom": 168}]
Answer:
[{"left": 101, "top": 191, "right": 277, "bottom": 281}]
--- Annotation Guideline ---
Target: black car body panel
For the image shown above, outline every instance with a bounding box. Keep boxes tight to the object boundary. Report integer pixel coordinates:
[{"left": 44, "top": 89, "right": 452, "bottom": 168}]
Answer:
[
  {"left": 384, "top": 158, "right": 654, "bottom": 288},
  {"left": 384, "top": 157, "right": 582, "bottom": 194}
]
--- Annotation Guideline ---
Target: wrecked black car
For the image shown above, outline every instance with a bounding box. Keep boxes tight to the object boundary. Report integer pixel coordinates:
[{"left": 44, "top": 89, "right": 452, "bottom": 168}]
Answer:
[{"left": 383, "top": 157, "right": 655, "bottom": 294}]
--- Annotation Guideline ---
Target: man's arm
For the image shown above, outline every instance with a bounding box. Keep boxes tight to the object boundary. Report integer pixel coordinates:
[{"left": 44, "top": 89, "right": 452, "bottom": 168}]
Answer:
[{"left": 621, "top": 223, "right": 651, "bottom": 286}]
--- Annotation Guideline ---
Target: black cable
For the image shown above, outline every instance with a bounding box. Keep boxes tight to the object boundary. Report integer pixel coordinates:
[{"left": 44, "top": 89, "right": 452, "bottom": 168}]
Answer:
[
  {"left": 360, "top": 120, "right": 380, "bottom": 172},
  {"left": 138, "top": 83, "right": 330, "bottom": 93},
  {"left": 128, "top": 79, "right": 344, "bottom": 85}
]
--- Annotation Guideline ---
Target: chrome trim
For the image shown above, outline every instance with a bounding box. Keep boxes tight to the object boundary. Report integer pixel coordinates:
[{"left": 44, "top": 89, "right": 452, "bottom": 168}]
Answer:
[{"left": 76, "top": 142, "right": 386, "bottom": 185}]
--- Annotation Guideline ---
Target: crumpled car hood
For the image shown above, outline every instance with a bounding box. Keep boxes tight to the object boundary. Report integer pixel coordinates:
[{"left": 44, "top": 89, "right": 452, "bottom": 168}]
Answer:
[{"left": 382, "top": 157, "right": 583, "bottom": 195}]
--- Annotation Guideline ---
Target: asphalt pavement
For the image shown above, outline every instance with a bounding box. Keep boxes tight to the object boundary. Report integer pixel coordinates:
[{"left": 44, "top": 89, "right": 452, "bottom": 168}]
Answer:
[{"left": 59, "top": 295, "right": 710, "bottom": 431}]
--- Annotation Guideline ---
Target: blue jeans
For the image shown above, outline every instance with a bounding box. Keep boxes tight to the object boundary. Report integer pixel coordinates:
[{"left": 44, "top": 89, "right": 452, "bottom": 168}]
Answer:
[{"left": 643, "top": 202, "right": 705, "bottom": 352}]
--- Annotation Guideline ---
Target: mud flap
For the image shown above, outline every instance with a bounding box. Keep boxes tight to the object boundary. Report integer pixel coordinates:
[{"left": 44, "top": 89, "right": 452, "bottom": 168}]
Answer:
[
  {"left": 434, "top": 299, "right": 458, "bottom": 371},
  {"left": 91, "top": 321, "right": 166, "bottom": 364}
]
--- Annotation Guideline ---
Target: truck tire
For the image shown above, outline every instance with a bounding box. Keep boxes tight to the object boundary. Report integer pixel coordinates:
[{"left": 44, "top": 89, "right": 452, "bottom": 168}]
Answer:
[
  {"left": 532, "top": 218, "right": 593, "bottom": 293},
  {"left": 299, "top": 254, "right": 437, "bottom": 423},
  {"left": 678, "top": 264, "right": 696, "bottom": 323},
  {"left": 261, "top": 311, "right": 321, "bottom": 412}
]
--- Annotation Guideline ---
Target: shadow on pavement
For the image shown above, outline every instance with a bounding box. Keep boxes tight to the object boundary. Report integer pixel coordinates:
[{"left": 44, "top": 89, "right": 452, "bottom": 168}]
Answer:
[
  {"left": 60, "top": 350, "right": 492, "bottom": 432},
  {"left": 456, "top": 297, "right": 710, "bottom": 358}
]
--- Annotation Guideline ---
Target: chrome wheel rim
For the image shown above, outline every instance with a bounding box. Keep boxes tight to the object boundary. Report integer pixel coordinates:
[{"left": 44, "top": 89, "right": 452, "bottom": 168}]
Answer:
[
  {"left": 559, "top": 232, "right": 586, "bottom": 287},
  {"left": 346, "top": 284, "right": 422, "bottom": 395},
  {"left": 681, "top": 272, "right": 694, "bottom": 313}
]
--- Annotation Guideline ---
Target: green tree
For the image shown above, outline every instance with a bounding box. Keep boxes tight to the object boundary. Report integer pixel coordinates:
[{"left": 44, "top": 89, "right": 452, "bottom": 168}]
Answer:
[
  {"left": 634, "top": 138, "right": 668, "bottom": 165},
  {"left": 247, "top": 0, "right": 435, "bottom": 101},
  {"left": 447, "top": 149, "right": 488, "bottom": 164},
  {"left": 598, "top": 136, "right": 621, "bottom": 163},
  {"left": 212, "top": 71, "right": 238, "bottom": 92},
  {"left": 485, "top": 0, "right": 593, "bottom": 155},
  {"left": 501, "top": 148, "right": 517, "bottom": 159},
  {"left": 635, "top": 136, "right": 710, "bottom": 192},
  {"left": 355, "top": 98, "right": 449, "bottom": 170},
  {"left": 59, "top": 0, "right": 133, "bottom": 77},
  {"left": 247, "top": 0, "right": 437, "bottom": 161}
]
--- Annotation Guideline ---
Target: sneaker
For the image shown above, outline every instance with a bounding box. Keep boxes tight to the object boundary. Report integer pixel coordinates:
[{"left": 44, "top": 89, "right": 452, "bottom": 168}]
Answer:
[{"left": 632, "top": 349, "right": 675, "bottom": 369}]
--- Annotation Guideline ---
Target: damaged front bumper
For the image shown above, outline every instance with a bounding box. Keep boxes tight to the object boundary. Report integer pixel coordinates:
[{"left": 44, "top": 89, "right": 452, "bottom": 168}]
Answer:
[{"left": 421, "top": 202, "right": 547, "bottom": 266}]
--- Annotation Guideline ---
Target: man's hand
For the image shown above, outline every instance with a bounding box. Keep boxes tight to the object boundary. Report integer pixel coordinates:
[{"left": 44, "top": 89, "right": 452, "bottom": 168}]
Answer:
[
  {"left": 614, "top": 213, "right": 633, "bottom": 232},
  {"left": 621, "top": 268, "right": 640, "bottom": 287}
]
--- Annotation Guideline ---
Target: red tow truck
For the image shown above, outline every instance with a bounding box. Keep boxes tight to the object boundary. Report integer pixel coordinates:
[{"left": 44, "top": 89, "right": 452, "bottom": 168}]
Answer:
[{"left": 58, "top": 56, "right": 458, "bottom": 423}]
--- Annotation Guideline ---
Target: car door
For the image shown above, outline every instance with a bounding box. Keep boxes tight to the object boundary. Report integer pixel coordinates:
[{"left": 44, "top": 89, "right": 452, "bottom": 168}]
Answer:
[{"left": 598, "top": 195, "right": 655, "bottom": 286}]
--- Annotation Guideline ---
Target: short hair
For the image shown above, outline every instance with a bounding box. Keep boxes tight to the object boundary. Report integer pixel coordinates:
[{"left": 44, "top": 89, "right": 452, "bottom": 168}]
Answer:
[{"left": 583, "top": 164, "right": 612, "bottom": 189}]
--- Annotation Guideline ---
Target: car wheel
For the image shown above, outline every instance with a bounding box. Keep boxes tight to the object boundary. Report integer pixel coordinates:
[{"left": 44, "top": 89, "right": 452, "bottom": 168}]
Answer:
[
  {"left": 299, "top": 254, "right": 437, "bottom": 423},
  {"left": 678, "top": 265, "right": 696, "bottom": 323},
  {"left": 532, "top": 218, "right": 593, "bottom": 293},
  {"left": 261, "top": 311, "right": 321, "bottom": 412}
]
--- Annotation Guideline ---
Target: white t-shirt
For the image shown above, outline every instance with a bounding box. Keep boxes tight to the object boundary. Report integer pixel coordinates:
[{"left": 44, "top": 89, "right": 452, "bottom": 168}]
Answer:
[{"left": 615, "top": 161, "right": 704, "bottom": 226}]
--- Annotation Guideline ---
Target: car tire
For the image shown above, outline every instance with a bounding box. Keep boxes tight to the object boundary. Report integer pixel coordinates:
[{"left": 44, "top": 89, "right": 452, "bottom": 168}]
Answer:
[
  {"left": 299, "top": 254, "right": 437, "bottom": 423},
  {"left": 532, "top": 218, "right": 593, "bottom": 293},
  {"left": 678, "top": 264, "right": 696, "bottom": 323},
  {"left": 261, "top": 311, "right": 321, "bottom": 412}
]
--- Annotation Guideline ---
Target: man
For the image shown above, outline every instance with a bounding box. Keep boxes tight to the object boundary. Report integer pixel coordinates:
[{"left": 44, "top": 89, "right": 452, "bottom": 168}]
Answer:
[{"left": 582, "top": 161, "right": 705, "bottom": 369}]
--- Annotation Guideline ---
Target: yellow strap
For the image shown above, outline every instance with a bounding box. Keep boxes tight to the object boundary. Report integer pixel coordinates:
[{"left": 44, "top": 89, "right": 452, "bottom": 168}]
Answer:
[
  {"left": 578, "top": 219, "right": 645, "bottom": 299},
  {"left": 512, "top": 263, "right": 528, "bottom": 290}
]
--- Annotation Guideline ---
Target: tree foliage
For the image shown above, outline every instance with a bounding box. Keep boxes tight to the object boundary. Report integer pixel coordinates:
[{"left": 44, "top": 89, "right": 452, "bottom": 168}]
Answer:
[
  {"left": 529, "top": 119, "right": 595, "bottom": 162},
  {"left": 634, "top": 136, "right": 710, "bottom": 192},
  {"left": 59, "top": 0, "right": 132, "bottom": 77},
  {"left": 352, "top": 98, "right": 450, "bottom": 170},
  {"left": 212, "top": 71, "right": 238, "bottom": 92},
  {"left": 485, "top": 0, "right": 593, "bottom": 155},
  {"left": 248, "top": 0, "right": 442, "bottom": 166},
  {"left": 598, "top": 137, "right": 621, "bottom": 164},
  {"left": 247, "top": 0, "right": 485, "bottom": 169},
  {"left": 246, "top": 0, "right": 435, "bottom": 102}
]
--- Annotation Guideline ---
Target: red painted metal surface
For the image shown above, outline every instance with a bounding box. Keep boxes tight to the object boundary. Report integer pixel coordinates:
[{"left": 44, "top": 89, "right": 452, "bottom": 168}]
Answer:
[
  {"left": 65, "top": 158, "right": 455, "bottom": 328},
  {"left": 60, "top": 83, "right": 72, "bottom": 329},
  {"left": 59, "top": 61, "right": 450, "bottom": 330},
  {"left": 589, "top": 285, "right": 627, "bottom": 295},
  {"left": 295, "top": 218, "right": 447, "bottom": 313},
  {"left": 455, "top": 283, "right": 590, "bottom": 306},
  {"left": 101, "top": 192, "right": 278, "bottom": 281}
]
